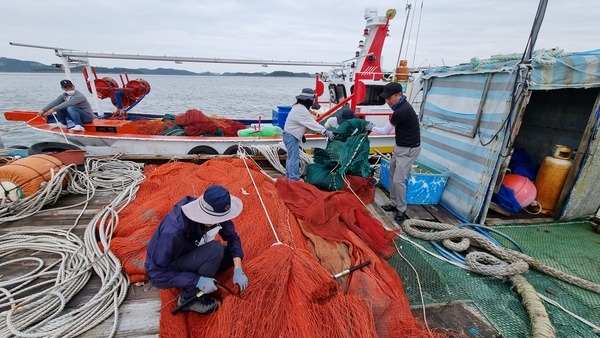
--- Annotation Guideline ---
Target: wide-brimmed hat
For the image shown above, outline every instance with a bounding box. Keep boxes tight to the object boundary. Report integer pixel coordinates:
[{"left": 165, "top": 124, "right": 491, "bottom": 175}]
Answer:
[
  {"left": 182, "top": 185, "right": 243, "bottom": 224},
  {"left": 336, "top": 108, "right": 356, "bottom": 125},
  {"left": 60, "top": 79, "right": 74, "bottom": 88},
  {"left": 379, "top": 82, "right": 403, "bottom": 99},
  {"left": 296, "top": 88, "right": 316, "bottom": 100}
]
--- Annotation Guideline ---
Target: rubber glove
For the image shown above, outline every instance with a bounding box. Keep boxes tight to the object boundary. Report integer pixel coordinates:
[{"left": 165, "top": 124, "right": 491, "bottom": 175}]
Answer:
[
  {"left": 233, "top": 267, "right": 249, "bottom": 292},
  {"left": 365, "top": 123, "right": 375, "bottom": 131},
  {"left": 323, "top": 130, "right": 335, "bottom": 140},
  {"left": 196, "top": 276, "right": 218, "bottom": 294}
]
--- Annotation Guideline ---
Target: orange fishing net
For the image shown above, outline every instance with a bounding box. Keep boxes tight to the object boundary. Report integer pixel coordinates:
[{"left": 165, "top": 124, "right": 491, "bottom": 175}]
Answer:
[
  {"left": 133, "top": 120, "right": 176, "bottom": 135},
  {"left": 109, "top": 158, "right": 447, "bottom": 337}
]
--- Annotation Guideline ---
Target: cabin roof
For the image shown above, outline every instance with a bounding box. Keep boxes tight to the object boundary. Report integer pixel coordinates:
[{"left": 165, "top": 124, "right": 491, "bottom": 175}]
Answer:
[{"left": 423, "top": 49, "right": 600, "bottom": 90}]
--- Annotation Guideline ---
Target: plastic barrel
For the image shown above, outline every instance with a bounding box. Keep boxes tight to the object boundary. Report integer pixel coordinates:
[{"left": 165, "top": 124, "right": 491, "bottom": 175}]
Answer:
[
  {"left": 534, "top": 156, "right": 572, "bottom": 215},
  {"left": 0, "top": 154, "right": 64, "bottom": 202}
]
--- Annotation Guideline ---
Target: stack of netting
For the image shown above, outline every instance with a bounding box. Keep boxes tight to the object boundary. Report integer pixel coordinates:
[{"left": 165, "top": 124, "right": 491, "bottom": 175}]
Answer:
[{"left": 110, "top": 158, "right": 448, "bottom": 337}]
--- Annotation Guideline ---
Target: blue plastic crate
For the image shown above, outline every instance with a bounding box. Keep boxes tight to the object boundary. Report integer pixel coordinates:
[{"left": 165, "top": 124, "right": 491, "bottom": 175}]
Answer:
[
  {"left": 380, "top": 158, "right": 449, "bottom": 205},
  {"left": 272, "top": 105, "right": 292, "bottom": 129}
]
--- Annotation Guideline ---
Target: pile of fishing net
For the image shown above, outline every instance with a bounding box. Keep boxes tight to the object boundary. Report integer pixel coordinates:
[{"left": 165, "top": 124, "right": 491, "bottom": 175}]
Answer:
[
  {"left": 109, "top": 158, "right": 448, "bottom": 337},
  {"left": 307, "top": 118, "right": 373, "bottom": 191},
  {"left": 174, "top": 109, "right": 246, "bottom": 136}
]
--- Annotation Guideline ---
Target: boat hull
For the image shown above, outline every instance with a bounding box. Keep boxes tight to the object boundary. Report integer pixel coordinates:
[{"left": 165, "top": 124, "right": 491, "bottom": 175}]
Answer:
[{"left": 4, "top": 110, "right": 395, "bottom": 156}]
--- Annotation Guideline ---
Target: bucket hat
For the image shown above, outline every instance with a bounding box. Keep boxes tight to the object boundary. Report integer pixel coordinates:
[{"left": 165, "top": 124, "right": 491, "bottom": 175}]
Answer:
[
  {"left": 296, "top": 88, "right": 316, "bottom": 100},
  {"left": 182, "top": 185, "right": 243, "bottom": 224}
]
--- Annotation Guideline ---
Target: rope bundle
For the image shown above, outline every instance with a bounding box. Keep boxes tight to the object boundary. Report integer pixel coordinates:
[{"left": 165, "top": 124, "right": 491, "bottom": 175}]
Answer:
[{"left": 0, "top": 157, "right": 145, "bottom": 337}]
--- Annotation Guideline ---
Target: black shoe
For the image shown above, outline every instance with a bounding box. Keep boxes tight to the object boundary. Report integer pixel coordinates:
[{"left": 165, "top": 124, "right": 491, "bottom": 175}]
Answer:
[
  {"left": 394, "top": 211, "right": 406, "bottom": 222},
  {"left": 381, "top": 204, "right": 398, "bottom": 212},
  {"left": 178, "top": 294, "right": 219, "bottom": 314}
]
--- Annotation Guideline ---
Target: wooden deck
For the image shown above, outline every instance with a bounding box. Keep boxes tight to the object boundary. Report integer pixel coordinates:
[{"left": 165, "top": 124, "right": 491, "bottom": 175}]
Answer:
[{"left": 0, "top": 159, "right": 499, "bottom": 337}]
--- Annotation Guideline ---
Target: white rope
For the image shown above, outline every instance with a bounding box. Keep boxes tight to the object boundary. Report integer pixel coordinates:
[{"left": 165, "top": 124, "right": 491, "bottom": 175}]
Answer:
[
  {"left": 250, "top": 142, "right": 313, "bottom": 176},
  {"left": 237, "top": 146, "right": 282, "bottom": 245},
  {"left": 0, "top": 157, "right": 145, "bottom": 337}
]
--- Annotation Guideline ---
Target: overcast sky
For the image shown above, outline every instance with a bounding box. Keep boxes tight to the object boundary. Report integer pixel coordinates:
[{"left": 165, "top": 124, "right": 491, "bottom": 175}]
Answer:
[{"left": 1, "top": 1, "right": 598, "bottom": 73}]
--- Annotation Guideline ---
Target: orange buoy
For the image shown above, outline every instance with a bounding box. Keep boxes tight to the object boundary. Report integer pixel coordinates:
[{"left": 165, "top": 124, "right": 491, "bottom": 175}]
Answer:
[
  {"left": 534, "top": 147, "right": 573, "bottom": 215},
  {"left": 502, "top": 174, "right": 537, "bottom": 208},
  {"left": 0, "top": 154, "right": 64, "bottom": 202}
]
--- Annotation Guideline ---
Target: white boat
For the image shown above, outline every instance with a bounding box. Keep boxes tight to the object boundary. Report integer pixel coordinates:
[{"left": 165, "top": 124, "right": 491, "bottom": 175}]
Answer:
[{"left": 4, "top": 7, "right": 414, "bottom": 157}]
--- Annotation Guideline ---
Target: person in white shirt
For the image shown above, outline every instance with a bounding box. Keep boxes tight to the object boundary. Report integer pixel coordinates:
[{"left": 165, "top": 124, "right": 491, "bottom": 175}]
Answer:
[
  {"left": 282, "top": 88, "right": 334, "bottom": 181},
  {"left": 323, "top": 108, "right": 357, "bottom": 130}
]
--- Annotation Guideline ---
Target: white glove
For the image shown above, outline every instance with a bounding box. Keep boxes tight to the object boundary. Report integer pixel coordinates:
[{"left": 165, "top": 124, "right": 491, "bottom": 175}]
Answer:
[{"left": 323, "top": 130, "right": 335, "bottom": 140}]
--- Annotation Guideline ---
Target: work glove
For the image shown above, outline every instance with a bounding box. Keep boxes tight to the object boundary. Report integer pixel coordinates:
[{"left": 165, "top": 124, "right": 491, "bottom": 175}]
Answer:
[
  {"left": 233, "top": 267, "right": 249, "bottom": 292},
  {"left": 323, "top": 130, "right": 335, "bottom": 140},
  {"left": 365, "top": 123, "right": 375, "bottom": 132},
  {"left": 196, "top": 276, "right": 218, "bottom": 294}
]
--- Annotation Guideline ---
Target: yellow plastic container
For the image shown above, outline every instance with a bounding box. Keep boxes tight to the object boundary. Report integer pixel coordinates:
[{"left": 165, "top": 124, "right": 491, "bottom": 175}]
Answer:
[{"left": 534, "top": 149, "right": 572, "bottom": 215}]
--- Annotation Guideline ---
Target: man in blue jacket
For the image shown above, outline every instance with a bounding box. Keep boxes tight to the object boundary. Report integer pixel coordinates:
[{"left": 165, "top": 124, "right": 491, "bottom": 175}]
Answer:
[{"left": 145, "top": 184, "right": 249, "bottom": 314}]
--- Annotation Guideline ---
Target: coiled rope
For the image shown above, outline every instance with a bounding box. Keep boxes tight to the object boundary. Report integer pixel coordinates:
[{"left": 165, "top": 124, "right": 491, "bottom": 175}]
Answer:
[
  {"left": 401, "top": 219, "right": 600, "bottom": 294},
  {"left": 250, "top": 142, "right": 313, "bottom": 176},
  {"left": 0, "top": 157, "right": 145, "bottom": 337}
]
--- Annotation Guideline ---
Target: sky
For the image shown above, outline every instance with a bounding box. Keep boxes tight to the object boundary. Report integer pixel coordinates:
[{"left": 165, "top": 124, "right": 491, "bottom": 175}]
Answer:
[{"left": 1, "top": 1, "right": 598, "bottom": 74}]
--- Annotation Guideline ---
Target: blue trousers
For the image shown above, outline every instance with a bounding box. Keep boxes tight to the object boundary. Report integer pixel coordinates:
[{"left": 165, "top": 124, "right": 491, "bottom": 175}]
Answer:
[
  {"left": 171, "top": 241, "right": 233, "bottom": 299},
  {"left": 55, "top": 106, "right": 94, "bottom": 126},
  {"left": 283, "top": 131, "right": 301, "bottom": 180}
]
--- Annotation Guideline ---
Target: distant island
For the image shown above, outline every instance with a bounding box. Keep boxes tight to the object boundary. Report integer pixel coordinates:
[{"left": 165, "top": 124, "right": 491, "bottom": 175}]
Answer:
[{"left": 0, "top": 57, "right": 314, "bottom": 78}]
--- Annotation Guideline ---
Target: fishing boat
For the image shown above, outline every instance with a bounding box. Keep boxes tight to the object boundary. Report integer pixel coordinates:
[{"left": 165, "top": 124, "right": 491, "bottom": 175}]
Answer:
[{"left": 3, "top": 7, "right": 413, "bottom": 158}]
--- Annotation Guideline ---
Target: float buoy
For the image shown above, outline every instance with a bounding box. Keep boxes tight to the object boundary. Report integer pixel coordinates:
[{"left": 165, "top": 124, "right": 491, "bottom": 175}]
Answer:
[
  {"left": 502, "top": 174, "right": 537, "bottom": 208},
  {"left": 0, "top": 154, "right": 65, "bottom": 202}
]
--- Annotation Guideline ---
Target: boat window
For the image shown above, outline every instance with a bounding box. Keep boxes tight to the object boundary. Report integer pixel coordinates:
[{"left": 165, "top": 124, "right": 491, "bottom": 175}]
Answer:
[
  {"left": 419, "top": 73, "right": 513, "bottom": 138},
  {"left": 351, "top": 84, "right": 387, "bottom": 106}
]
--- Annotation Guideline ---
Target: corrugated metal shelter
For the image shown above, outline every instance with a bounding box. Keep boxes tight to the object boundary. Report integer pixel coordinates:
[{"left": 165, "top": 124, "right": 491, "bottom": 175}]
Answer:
[{"left": 417, "top": 49, "right": 600, "bottom": 223}]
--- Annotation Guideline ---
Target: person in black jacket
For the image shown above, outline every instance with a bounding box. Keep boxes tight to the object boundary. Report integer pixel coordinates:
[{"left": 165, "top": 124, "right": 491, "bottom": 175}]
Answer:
[
  {"left": 369, "top": 82, "right": 421, "bottom": 222},
  {"left": 144, "top": 184, "right": 248, "bottom": 314}
]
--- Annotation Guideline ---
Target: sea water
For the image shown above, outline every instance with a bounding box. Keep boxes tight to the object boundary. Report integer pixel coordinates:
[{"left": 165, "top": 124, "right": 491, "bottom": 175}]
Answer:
[{"left": 0, "top": 73, "right": 314, "bottom": 147}]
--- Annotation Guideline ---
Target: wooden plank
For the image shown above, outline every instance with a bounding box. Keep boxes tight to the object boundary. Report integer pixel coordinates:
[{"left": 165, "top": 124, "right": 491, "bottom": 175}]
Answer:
[
  {"left": 423, "top": 204, "right": 462, "bottom": 225},
  {"left": 406, "top": 205, "right": 435, "bottom": 221},
  {"left": 411, "top": 301, "right": 498, "bottom": 337},
  {"left": 81, "top": 298, "right": 160, "bottom": 337}
]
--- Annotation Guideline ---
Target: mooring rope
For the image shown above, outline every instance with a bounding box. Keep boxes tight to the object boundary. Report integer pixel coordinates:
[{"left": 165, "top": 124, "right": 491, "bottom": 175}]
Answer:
[
  {"left": 401, "top": 219, "right": 600, "bottom": 294},
  {"left": 0, "top": 157, "right": 146, "bottom": 337}
]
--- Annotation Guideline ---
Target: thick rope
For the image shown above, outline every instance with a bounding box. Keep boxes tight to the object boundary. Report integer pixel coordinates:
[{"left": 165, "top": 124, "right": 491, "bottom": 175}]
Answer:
[
  {"left": 0, "top": 158, "right": 145, "bottom": 337},
  {"left": 401, "top": 219, "right": 600, "bottom": 294},
  {"left": 508, "top": 275, "right": 556, "bottom": 338}
]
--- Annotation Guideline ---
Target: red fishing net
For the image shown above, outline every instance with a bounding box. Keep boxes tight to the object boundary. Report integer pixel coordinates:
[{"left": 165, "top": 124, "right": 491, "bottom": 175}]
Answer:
[
  {"left": 173, "top": 109, "right": 246, "bottom": 136},
  {"left": 109, "top": 158, "right": 447, "bottom": 337}
]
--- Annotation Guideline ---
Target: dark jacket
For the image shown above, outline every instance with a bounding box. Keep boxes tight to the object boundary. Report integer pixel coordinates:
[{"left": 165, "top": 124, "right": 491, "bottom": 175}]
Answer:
[
  {"left": 144, "top": 196, "right": 244, "bottom": 290},
  {"left": 390, "top": 97, "right": 420, "bottom": 148}
]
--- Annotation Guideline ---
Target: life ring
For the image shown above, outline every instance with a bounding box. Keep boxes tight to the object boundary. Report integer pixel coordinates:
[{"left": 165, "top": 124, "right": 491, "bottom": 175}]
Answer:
[{"left": 187, "top": 146, "right": 219, "bottom": 155}]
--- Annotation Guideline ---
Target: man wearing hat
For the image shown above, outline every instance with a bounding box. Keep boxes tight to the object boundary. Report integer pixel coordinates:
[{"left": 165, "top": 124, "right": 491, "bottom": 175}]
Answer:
[
  {"left": 368, "top": 82, "right": 421, "bottom": 222},
  {"left": 283, "top": 88, "right": 335, "bottom": 181},
  {"left": 323, "top": 107, "right": 357, "bottom": 130},
  {"left": 145, "top": 184, "right": 248, "bottom": 314},
  {"left": 38, "top": 79, "right": 94, "bottom": 132}
]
